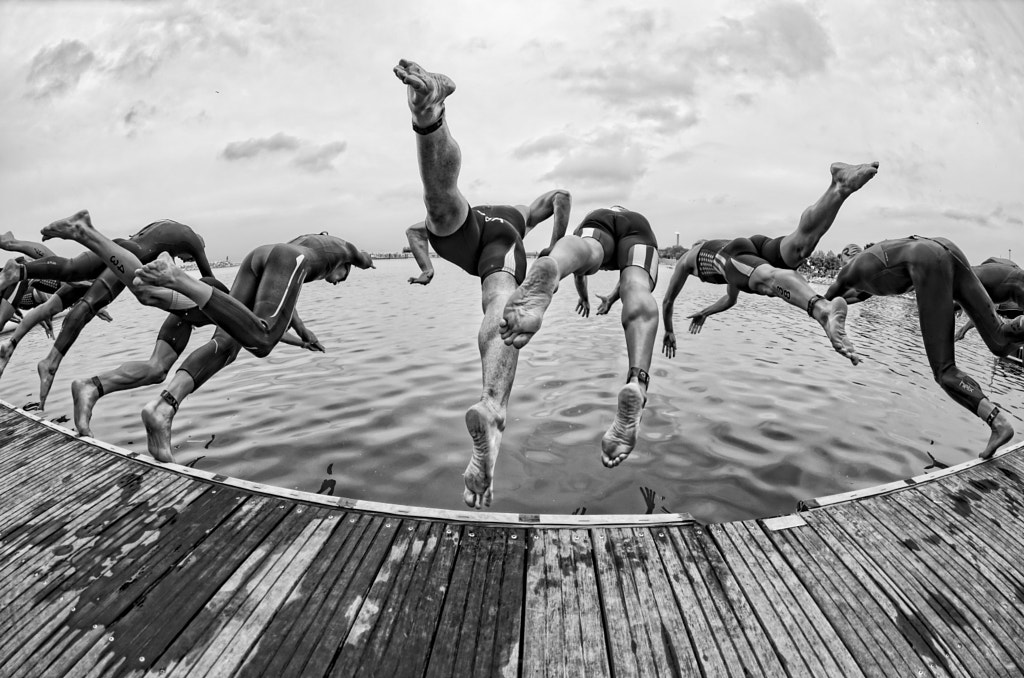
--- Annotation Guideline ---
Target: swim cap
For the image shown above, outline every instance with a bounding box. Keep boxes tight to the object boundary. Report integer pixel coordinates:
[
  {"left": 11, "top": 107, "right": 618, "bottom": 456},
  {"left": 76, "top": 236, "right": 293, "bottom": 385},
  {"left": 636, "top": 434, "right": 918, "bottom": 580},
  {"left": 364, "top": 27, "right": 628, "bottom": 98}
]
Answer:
[{"left": 840, "top": 243, "right": 863, "bottom": 260}]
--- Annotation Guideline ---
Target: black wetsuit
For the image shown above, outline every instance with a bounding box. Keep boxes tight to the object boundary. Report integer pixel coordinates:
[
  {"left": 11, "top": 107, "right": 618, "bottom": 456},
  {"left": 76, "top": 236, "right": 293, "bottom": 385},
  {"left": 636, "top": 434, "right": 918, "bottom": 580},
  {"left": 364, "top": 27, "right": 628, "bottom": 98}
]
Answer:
[{"left": 428, "top": 205, "right": 529, "bottom": 283}]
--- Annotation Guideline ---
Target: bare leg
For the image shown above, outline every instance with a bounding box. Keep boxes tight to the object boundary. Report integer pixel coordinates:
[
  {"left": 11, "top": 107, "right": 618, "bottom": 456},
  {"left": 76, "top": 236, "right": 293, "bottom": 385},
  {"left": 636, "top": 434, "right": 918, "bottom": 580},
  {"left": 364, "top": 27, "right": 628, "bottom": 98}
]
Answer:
[
  {"left": 141, "top": 371, "right": 195, "bottom": 463},
  {"left": 780, "top": 161, "right": 879, "bottom": 267},
  {"left": 393, "top": 59, "right": 467, "bottom": 235},
  {"left": 602, "top": 267, "right": 657, "bottom": 467},
  {"left": 749, "top": 266, "right": 859, "bottom": 364},
  {"left": 0, "top": 294, "right": 66, "bottom": 379},
  {"left": 42, "top": 210, "right": 144, "bottom": 286},
  {"left": 978, "top": 399, "right": 1013, "bottom": 459},
  {"left": 500, "top": 236, "right": 604, "bottom": 348},
  {"left": 37, "top": 346, "right": 65, "bottom": 409},
  {"left": 72, "top": 340, "right": 179, "bottom": 436},
  {"left": 463, "top": 273, "right": 518, "bottom": 508}
]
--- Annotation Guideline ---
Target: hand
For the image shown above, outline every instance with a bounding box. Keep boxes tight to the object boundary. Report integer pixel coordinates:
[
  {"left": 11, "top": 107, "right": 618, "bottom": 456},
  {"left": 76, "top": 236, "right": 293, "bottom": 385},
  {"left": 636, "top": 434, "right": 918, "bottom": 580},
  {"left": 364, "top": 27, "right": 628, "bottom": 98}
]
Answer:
[
  {"left": 662, "top": 331, "right": 676, "bottom": 358},
  {"left": 596, "top": 294, "right": 613, "bottom": 316},
  {"left": 640, "top": 486, "right": 656, "bottom": 514},
  {"left": 408, "top": 271, "right": 433, "bottom": 285},
  {"left": 576, "top": 297, "right": 590, "bottom": 317},
  {"left": 688, "top": 313, "right": 707, "bottom": 334},
  {"left": 97, "top": 308, "right": 114, "bottom": 322},
  {"left": 953, "top": 326, "right": 968, "bottom": 342},
  {"left": 42, "top": 319, "right": 53, "bottom": 339},
  {"left": 300, "top": 331, "right": 325, "bottom": 352}
]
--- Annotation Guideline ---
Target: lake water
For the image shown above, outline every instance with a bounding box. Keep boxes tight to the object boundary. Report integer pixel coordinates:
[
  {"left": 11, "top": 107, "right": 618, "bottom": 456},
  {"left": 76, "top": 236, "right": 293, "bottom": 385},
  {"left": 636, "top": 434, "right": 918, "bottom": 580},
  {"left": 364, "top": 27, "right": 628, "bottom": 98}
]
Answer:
[{"left": 2, "top": 258, "right": 1022, "bottom": 524}]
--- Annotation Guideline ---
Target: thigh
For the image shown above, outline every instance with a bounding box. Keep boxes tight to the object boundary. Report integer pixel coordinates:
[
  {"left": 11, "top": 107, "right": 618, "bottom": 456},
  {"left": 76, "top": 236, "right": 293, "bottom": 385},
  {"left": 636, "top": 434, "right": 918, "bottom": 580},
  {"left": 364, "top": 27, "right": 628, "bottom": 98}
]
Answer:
[
  {"left": 428, "top": 208, "right": 484, "bottom": 277},
  {"left": 249, "top": 245, "right": 310, "bottom": 321}
]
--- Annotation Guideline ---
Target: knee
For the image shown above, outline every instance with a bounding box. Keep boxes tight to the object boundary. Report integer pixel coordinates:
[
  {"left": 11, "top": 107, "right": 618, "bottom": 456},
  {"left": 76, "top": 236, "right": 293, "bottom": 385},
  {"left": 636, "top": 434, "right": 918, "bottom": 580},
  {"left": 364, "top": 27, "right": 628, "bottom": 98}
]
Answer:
[
  {"left": 134, "top": 287, "right": 163, "bottom": 307},
  {"left": 144, "top": 363, "right": 171, "bottom": 384}
]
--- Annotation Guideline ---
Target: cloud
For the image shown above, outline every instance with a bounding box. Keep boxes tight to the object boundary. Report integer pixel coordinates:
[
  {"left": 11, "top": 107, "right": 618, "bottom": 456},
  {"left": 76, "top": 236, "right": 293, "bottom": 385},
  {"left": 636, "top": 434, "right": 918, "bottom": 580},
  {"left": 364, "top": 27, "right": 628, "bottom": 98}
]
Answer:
[
  {"left": 540, "top": 128, "right": 648, "bottom": 195},
  {"left": 26, "top": 40, "right": 97, "bottom": 99},
  {"left": 633, "top": 102, "right": 699, "bottom": 133},
  {"left": 122, "top": 100, "right": 157, "bottom": 137},
  {"left": 222, "top": 133, "right": 302, "bottom": 160},
  {"left": 293, "top": 141, "right": 348, "bottom": 173},
  {"left": 874, "top": 204, "right": 1022, "bottom": 231},
  {"left": 512, "top": 133, "right": 577, "bottom": 159},
  {"left": 691, "top": 2, "right": 834, "bottom": 80},
  {"left": 221, "top": 133, "right": 347, "bottom": 173}
]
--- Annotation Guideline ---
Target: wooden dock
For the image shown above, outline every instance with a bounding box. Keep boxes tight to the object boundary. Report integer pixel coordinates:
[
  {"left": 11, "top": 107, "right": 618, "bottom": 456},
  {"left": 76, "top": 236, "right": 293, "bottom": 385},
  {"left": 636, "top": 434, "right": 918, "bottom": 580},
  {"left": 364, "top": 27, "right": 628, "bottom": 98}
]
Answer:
[{"left": 2, "top": 400, "right": 1024, "bottom": 677}]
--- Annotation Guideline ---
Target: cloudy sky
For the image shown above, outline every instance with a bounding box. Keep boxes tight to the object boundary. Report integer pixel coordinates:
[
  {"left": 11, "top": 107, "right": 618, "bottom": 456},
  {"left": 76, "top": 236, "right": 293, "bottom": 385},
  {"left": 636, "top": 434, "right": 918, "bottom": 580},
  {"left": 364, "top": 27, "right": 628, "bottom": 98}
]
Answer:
[{"left": 1, "top": 0, "right": 1022, "bottom": 263}]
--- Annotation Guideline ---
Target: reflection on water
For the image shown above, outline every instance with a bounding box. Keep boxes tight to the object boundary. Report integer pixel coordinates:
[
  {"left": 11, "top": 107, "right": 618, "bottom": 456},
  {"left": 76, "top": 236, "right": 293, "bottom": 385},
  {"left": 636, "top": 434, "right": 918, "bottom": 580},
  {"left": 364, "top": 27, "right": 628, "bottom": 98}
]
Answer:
[{"left": 2, "top": 258, "right": 1021, "bottom": 523}]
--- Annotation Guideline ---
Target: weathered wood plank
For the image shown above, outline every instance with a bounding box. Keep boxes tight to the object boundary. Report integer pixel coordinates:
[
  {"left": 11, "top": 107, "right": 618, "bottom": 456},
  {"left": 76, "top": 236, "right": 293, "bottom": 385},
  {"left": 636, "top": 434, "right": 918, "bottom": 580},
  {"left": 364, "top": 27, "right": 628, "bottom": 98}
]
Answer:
[
  {"left": 738, "top": 520, "right": 865, "bottom": 678},
  {"left": 801, "top": 509, "right": 973, "bottom": 677},
  {"left": 449, "top": 527, "right": 503, "bottom": 678},
  {"left": 281, "top": 516, "right": 398, "bottom": 677},
  {"left": 488, "top": 528, "right": 527, "bottom": 678},
  {"left": 522, "top": 528, "right": 548, "bottom": 677},
  {"left": 591, "top": 527, "right": 647, "bottom": 677},
  {"left": 831, "top": 500, "right": 1024, "bottom": 675},
  {"left": 711, "top": 522, "right": 825, "bottom": 678}
]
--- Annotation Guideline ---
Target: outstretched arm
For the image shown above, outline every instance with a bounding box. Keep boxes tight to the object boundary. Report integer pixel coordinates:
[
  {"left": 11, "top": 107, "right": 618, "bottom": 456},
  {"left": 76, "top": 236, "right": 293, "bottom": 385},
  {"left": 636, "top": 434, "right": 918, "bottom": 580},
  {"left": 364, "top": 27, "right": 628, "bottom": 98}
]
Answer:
[
  {"left": 574, "top": 274, "right": 590, "bottom": 317},
  {"left": 280, "top": 312, "right": 325, "bottom": 351},
  {"left": 954, "top": 318, "right": 976, "bottom": 342},
  {"left": 405, "top": 221, "right": 434, "bottom": 285},
  {"left": 661, "top": 259, "right": 691, "bottom": 358},
  {"left": 688, "top": 286, "right": 739, "bottom": 334},
  {"left": 522, "top": 189, "right": 571, "bottom": 255}
]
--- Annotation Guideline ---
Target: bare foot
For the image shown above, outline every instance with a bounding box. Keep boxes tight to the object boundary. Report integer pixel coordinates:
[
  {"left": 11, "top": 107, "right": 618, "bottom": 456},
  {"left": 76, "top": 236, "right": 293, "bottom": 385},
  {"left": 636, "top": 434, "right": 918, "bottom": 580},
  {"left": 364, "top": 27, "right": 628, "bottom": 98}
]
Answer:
[
  {"left": 814, "top": 298, "right": 860, "bottom": 365},
  {"left": 463, "top": 401, "right": 503, "bottom": 509},
  {"left": 71, "top": 378, "right": 100, "bottom": 436},
  {"left": 41, "top": 209, "right": 92, "bottom": 242},
  {"left": 133, "top": 252, "right": 182, "bottom": 288},
  {"left": 602, "top": 383, "right": 646, "bottom": 467},
  {"left": 981, "top": 411, "right": 1013, "bottom": 459},
  {"left": 141, "top": 398, "right": 176, "bottom": 463},
  {"left": 0, "top": 231, "right": 14, "bottom": 247},
  {"left": 0, "top": 340, "right": 14, "bottom": 379},
  {"left": 393, "top": 59, "right": 456, "bottom": 128},
  {"left": 37, "top": 356, "right": 60, "bottom": 409},
  {"left": 831, "top": 161, "right": 879, "bottom": 195},
  {"left": 499, "top": 257, "right": 559, "bottom": 349},
  {"left": 0, "top": 258, "right": 24, "bottom": 293}
]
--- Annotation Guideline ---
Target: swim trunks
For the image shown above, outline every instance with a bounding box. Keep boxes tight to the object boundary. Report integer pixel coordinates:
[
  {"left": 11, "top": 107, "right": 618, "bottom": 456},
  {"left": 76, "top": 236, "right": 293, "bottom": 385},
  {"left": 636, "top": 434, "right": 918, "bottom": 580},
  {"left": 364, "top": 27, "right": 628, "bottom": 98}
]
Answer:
[
  {"left": 428, "top": 205, "right": 528, "bottom": 283},
  {"left": 715, "top": 234, "right": 787, "bottom": 292},
  {"left": 573, "top": 206, "right": 660, "bottom": 288}
]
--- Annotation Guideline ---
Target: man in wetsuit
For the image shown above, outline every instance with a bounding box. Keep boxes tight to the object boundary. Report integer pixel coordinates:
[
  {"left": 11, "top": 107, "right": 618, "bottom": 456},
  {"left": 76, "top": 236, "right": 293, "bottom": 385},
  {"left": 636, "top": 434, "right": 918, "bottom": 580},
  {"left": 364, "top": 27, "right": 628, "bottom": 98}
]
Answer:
[
  {"left": 0, "top": 213, "right": 214, "bottom": 407},
  {"left": 499, "top": 204, "right": 660, "bottom": 469},
  {"left": 395, "top": 58, "right": 572, "bottom": 510},
  {"left": 0, "top": 232, "right": 61, "bottom": 335},
  {"left": 37, "top": 211, "right": 329, "bottom": 438},
  {"left": 827, "top": 236, "right": 1024, "bottom": 458},
  {"left": 655, "top": 161, "right": 878, "bottom": 364},
  {"left": 953, "top": 256, "right": 1024, "bottom": 341},
  {"left": 128, "top": 229, "right": 372, "bottom": 463}
]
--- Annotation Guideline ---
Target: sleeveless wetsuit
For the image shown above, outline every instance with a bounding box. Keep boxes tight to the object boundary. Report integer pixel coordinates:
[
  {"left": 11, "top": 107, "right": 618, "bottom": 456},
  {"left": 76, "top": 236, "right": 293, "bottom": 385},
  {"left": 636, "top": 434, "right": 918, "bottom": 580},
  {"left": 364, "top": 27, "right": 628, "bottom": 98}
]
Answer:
[
  {"left": 573, "top": 206, "right": 660, "bottom": 287},
  {"left": 694, "top": 239, "right": 729, "bottom": 284},
  {"left": 428, "top": 205, "right": 529, "bottom": 283}
]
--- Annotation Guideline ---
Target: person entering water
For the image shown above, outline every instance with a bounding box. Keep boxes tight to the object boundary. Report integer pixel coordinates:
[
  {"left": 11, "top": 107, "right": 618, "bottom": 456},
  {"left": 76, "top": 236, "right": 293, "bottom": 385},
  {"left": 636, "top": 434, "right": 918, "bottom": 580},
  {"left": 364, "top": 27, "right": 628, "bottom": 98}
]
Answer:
[
  {"left": 500, "top": 205, "right": 660, "bottom": 468},
  {"left": 395, "top": 57, "right": 572, "bottom": 510},
  {"left": 828, "top": 237, "right": 1024, "bottom": 459}
]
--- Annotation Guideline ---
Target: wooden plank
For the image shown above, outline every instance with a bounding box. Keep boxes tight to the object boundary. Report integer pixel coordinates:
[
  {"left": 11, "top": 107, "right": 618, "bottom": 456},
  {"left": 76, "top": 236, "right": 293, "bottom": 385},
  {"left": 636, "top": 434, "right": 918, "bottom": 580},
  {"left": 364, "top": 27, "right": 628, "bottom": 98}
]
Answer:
[
  {"left": 710, "top": 522, "right": 824, "bottom": 678},
  {"left": 0, "top": 439, "right": 114, "bottom": 518},
  {"left": 231, "top": 509, "right": 368, "bottom": 676},
  {"left": 0, "top": 478, "right": 213, "bottom": 675},
  {"left": 680, "top": 525, "right": 787, "bottom": 677},
  {"left": 163, "top": 506, "right": 341, "bottom": 676},
  {"left": 763, "top": 528, "right": 903, "bottom": 677},
  {"left": 0, "top": 472, "right": 199, "bottom": 638},
  {"left": 348, "top": 520, "right": 443, "bottom": 678},
  {"left": 650, "top": 526, "right": 734, "bottom": 677},
  {"left": 371, "top": 522, "right": 464, "bottom": 678},
  {"left": 555, "top": 530, "right": 596, "bottom": 678},
  {"left": 469, "top": 527, "right": 515, "bottom": 678},
  {"left": 521, "top": 528, "right": 548, "bottom": 677},
  {"left": 488, "top": 528, "right": 527, "bottom": 678},
  {"left": 540, "top": 529, "right": 567, "bottom": 678},
  {"left": 778, "top": 515, "right": 952, "bottom": 677},
  {"left": 629, "top": 527, "right": 702, "bottom": 677},
  {"left": 448, "top": 527, "right": 501, "bottom": 678},
  {"left": 802, "top": 510, "right": 974, "bottom": 677},
  {"left": 828, "top": 503, "right": 1018, "bottom": 676},
  {"left": 591, "top": 528, "right": 645, "bottom": 677},
  {"left": 326, "top": 518, "right": 422, "bottom": 676},
  {"left": 276, "top": 516, "right": 398, "bottom": 677},
  {"left": 855, "top": 495, "right": 1024, "bottom": 671},
  {"left": 740, "top": 520, "right": 866, "bottom": 678}
]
